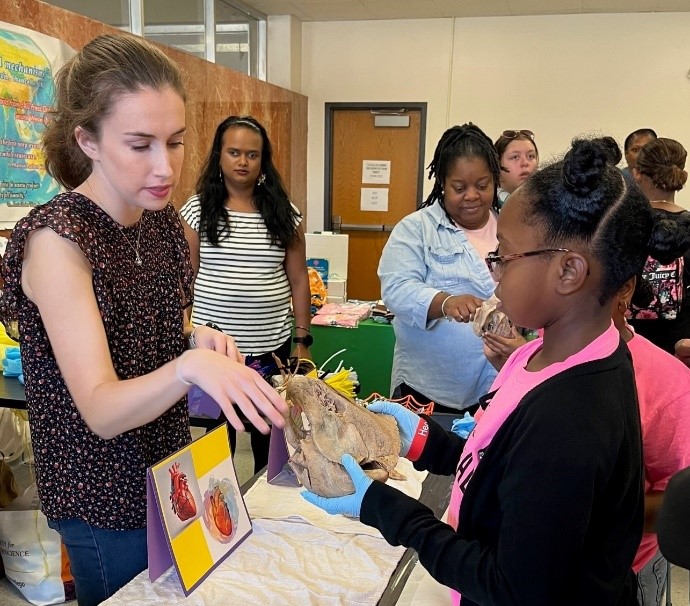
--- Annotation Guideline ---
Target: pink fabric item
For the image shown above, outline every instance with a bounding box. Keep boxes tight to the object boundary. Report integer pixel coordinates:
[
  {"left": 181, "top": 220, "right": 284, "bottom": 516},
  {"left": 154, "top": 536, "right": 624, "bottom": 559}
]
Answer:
[
  {"left": 311, "top": 302, "right": 372, "bottom": 328},
  {"left": 463, "top": 211, "right": 498, "bottom": 262},
  {"left": 447, "top": 323, "right": 619, "bottom": 605},
  {"left": 627, "top": 328, "right": 690, "bottom": 572}
]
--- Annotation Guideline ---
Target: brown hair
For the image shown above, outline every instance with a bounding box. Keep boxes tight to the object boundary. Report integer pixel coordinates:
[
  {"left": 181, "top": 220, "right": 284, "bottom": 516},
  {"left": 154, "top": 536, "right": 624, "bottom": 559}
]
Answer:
[
  {"left": 43, "top": 34, "right": 186, "bottom": 189},
  {"left": 494, "top": 132, "right": 539, "bottom": 164},
  {"left": 636, "top": 138, "right": 688, "bottom": 192}
]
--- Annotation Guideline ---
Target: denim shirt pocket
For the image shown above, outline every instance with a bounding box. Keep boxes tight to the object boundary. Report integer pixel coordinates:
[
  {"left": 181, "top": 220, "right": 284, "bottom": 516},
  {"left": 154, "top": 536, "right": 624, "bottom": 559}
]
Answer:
[{"left": 426, "top": 244, "right": 472, "bottom": 288}]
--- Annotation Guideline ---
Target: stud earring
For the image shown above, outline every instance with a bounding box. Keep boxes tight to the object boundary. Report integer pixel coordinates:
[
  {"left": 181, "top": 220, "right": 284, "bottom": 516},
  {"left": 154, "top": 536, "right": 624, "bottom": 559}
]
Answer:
[{"left": 257, "top": 174, "right": 266, "bottom": 186}]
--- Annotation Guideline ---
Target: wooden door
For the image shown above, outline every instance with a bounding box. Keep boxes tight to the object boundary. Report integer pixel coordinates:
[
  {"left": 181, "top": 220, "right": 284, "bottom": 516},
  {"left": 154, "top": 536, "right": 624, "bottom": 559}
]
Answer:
[{"left": 327, "top": 105, "right": 425, "bottom": 301}]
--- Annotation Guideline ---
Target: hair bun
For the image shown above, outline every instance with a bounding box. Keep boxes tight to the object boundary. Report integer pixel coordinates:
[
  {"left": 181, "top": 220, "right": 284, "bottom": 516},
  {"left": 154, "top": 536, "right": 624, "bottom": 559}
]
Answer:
[
  {"left": 655, "top": 165, "right": 688, "bottom": 192},
  {"left": 562, "top": 139, "right": 609, "bottom": 197}
]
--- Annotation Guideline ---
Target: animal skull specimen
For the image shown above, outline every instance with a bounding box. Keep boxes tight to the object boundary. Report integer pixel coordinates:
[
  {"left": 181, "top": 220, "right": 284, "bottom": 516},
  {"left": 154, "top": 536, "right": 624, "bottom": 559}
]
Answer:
[
  {"left": 473, "top": 294, "right": 513, "bottom": 337},
  {"left": 283, "top": 375, "right": 404, "bottom": 497}
]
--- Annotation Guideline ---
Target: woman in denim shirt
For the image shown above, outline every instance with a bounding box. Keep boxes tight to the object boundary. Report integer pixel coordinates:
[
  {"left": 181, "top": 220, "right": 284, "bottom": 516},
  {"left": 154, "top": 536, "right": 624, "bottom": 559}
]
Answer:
[{"left": 378, "top": 123, "right": 500, "bottom": 413}]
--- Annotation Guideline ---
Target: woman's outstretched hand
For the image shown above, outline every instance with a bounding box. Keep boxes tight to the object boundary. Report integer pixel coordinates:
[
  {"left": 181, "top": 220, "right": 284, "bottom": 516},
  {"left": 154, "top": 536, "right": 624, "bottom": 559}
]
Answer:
[{"left": 177, "top": 348, "right": 287, "bottom": 433}]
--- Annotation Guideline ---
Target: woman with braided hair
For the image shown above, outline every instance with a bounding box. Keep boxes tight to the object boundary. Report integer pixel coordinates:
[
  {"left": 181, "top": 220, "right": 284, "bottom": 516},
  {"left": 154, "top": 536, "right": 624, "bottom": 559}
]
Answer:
[{"left": 377, "top": 123, "right": 500, "bottom": 413}]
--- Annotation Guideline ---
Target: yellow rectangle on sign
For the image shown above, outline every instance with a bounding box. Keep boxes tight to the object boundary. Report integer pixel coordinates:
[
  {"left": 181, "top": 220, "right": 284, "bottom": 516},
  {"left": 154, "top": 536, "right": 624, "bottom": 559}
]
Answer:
[
  {"left": 170, "top": 519, "right": 213, "bottom": 589},
  {"left": 192, "top": 424, "right": 230, "bottom": 478}
]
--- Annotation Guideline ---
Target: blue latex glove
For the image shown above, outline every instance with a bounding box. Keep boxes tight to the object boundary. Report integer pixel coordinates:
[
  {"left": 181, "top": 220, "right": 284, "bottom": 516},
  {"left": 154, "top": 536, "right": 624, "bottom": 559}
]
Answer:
[
  {"left": 301, "top": 454, "right": 373, "bottom": 518},
  {"left": 451, "top": 411, "right": 476, "bottom": 439},
  {"left": 366, "top": 400, "right": 421, "bottom": 457}
]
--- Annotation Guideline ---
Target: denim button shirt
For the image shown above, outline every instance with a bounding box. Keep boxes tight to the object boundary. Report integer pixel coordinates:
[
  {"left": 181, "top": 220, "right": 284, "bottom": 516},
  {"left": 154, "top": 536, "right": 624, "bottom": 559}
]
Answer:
[{"left": 378, "top": 202, "right": 498, "bottom": 410}]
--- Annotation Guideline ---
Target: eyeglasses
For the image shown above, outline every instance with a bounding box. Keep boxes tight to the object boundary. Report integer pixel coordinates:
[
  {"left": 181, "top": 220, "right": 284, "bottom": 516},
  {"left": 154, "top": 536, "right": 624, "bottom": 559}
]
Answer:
[
  {"left": 485, "top": 248, "right": 570, "bottom": 278},
  {"left": 501, "top": 130, "right": 535, "bottom": 140}
]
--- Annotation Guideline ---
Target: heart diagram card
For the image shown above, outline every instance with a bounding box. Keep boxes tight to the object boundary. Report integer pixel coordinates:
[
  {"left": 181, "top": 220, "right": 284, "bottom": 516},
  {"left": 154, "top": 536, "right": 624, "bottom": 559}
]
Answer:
[{"left": 146, "top": 424, "right": 251, "bottom": 595}]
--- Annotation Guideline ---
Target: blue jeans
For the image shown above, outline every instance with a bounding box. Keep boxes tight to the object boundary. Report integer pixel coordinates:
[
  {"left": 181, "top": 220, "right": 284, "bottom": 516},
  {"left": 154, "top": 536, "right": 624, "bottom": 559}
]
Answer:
[
  {"left": 636, "top": 549, "right": 667, "bottom": 606},
  {"left": 47, "top": 518, "right": 147, "bottom": 606}
]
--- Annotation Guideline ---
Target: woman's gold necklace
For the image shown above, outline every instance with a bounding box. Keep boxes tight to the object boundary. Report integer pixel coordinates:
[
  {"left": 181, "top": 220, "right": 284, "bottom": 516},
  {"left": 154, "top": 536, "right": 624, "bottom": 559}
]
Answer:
[{"left": 86, "top": 180, "right": 144, "bottom": 266}]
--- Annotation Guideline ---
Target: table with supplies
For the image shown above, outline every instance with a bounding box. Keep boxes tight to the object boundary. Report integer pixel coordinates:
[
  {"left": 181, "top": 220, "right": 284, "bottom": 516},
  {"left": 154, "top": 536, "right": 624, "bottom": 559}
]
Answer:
[{"left": 310, "top": 318, "right": 395, "bottom": 398}]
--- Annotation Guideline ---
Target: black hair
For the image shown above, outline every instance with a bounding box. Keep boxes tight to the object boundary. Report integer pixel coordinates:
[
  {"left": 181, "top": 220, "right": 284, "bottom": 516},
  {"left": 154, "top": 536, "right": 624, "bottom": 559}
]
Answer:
[
  {"left": 598, "top": 136, "right": 622, "bottom": 166},
  {"left": 522, "top": 137, "right": 690, "bottom": 305},
  {"left": 623, "top": 128, "right": 657, "bottom": 153},
  {"left": 632, "top": 212, "right": 690, "bottom": 308},
  {"left": 195, "top": 115, "right": 300, "bottom": 247},
  {"left": 420, "top": 123, "right": 501, "bottom": 216}
]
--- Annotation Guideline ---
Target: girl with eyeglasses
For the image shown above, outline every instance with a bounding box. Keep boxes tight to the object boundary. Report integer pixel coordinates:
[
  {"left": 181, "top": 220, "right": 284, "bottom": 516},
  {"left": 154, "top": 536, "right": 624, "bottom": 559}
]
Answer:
[
  {"left": 304, "top": 137, "right": 682, "bottom": 606},
  {"left": 494, "top": 129, "right": 539, "bottom": 207}
]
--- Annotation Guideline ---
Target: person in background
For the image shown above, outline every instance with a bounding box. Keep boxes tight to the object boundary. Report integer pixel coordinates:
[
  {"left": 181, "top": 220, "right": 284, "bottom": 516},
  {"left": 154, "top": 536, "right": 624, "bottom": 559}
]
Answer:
[
  {"left": 494, "top": 129, "right": 539, "bottom": 207},
  {"left": 612, "top": 277, "right": 690, "bottom": 606},
  {"left": 622, "top": 128, "right": 657, "bottom": 179},
  {"left": 675, "top": 338, "right": 690, "bottom": 365},
  {"left": 307, "top": 138, "right": 655, "bottom": 605},
  {"left": 180, "top": 115, "right": 311, "bottom": 473},
  {"left": 628, "top": 137, "right": 690, "bottom": 353},
  {"left": 0, "top": 35, "right": 287, "bottom": 606},
  {"left": 377, "top": 123, "right": 500, "bottom": 414}
]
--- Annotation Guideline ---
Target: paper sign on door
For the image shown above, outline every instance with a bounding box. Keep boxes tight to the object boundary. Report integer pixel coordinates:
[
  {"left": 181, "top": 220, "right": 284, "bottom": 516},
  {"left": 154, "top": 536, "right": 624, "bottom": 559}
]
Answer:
[
  {"left": 360, "top": 187, "right": 389, "bottom": 212},
  {"left": 147, "top": 424, "right": 252, "bottom": 595}
]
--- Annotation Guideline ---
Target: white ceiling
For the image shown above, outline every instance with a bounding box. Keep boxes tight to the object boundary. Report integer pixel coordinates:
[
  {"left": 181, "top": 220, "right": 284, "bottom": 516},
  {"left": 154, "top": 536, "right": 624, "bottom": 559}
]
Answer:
[{"left": 239, "top": 0, "right": 690, "bottom": 21}]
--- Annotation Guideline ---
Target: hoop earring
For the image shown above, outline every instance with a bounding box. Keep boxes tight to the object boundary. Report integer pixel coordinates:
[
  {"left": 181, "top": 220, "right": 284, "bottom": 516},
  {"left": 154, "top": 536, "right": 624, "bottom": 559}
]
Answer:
[
  {"left": 257, "top": 174, "right": 266, "bottom": 186},
  {"left": 219, "top": 168, "right": 223, "bottom": 181}
]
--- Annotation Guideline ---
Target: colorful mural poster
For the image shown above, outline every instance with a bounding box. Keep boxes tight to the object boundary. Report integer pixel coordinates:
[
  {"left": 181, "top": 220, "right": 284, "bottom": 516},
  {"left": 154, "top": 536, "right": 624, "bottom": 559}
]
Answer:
[{"left": 0, "top": 22, "right": 75, "bottom": 227}]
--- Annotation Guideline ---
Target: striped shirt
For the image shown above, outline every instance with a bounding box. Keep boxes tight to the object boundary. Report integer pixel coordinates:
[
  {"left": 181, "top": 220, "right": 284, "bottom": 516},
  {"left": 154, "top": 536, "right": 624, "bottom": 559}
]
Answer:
[{"left": 181, "top": 195, "right": 300, "bottom": 356}]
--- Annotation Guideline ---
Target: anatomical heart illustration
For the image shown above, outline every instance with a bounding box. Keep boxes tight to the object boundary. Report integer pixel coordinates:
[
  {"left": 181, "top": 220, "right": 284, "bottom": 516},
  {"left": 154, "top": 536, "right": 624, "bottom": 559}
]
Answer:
[
  {"left": 202, "top": 476, "right": 240, "bottom": 543},
  {"left": 170, "top": 461, "right": 197, "bottom": 521},
  {"left": 152, "top": 450, "right": 203, "bottom": 539}
]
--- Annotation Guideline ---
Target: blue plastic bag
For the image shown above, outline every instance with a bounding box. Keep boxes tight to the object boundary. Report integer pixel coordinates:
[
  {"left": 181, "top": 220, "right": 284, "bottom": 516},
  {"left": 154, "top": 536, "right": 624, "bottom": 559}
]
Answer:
[{"left": 2, "top": 346, "right": 22, "bottom": 378}]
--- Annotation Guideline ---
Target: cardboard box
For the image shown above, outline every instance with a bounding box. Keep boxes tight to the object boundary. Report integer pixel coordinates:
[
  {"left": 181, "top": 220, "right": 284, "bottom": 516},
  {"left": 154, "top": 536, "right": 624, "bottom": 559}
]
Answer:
[
  {"left": 327, "top": 279, "right": 346, "bottom": 299},
  {"left": 305, "top": 233, "right": 349, "bottom": 281}
]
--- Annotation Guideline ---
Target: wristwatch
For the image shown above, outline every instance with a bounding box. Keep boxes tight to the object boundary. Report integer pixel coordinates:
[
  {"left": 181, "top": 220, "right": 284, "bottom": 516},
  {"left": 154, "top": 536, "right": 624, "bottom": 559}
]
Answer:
[{"left": 292, "top": 334, "right": 314, "bottom": 347}]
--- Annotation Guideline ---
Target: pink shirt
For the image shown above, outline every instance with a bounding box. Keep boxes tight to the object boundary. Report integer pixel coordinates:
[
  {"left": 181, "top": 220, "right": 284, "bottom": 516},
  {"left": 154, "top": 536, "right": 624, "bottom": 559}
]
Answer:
[
  {"left": 463, "top": 211, "right": 497, "bottom": 262},
  {"left": 447, "top": 323, "right": 619, "bottom": 605},
  {"left": 627, "top": 329, "right": 690, "bottom": 572}
]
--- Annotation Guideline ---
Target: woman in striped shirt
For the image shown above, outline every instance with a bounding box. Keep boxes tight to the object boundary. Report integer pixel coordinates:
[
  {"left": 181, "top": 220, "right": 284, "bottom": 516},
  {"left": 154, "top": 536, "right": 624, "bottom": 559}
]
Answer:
[{"left": 181, "top": 115, "right": 311, "bottom": 472}]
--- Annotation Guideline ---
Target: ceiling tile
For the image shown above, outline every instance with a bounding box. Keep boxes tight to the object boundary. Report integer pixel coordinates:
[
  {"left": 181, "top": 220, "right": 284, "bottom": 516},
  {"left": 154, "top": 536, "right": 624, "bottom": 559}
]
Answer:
[
  {"left": 653, "top": 0, "right": 690, "bottom": 10},
  {"left": 297, "top": 2, "right": 374, "bottom": 20},
  {"left": 363, "top": 0, "right": 442, "bottom": 19},
  {"left": 431, "top": 0, "right": 510, "bottom": 17},
  {"left": 582, "top": 0, "right": 655, "bottom": 11},
  {"left": 507, "top": 0, "right": 581, "bottom": 15},
  {"left": 245, "top": 1, "right": 305, "bottom": 16},
  {"left": 240, "top": 0, "right": 690, "bottom": 19}
]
